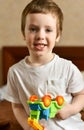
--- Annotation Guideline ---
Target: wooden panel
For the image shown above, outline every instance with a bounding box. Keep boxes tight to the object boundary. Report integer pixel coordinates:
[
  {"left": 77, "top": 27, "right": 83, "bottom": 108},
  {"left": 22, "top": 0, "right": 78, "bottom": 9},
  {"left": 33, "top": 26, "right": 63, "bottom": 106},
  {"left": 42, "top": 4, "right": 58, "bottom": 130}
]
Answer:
[
  {"left": 2, "top": 46, "right": 28, "bottom": 84},
  {"left": 2, "top": 46, "right": 84, "bottom": 84}
]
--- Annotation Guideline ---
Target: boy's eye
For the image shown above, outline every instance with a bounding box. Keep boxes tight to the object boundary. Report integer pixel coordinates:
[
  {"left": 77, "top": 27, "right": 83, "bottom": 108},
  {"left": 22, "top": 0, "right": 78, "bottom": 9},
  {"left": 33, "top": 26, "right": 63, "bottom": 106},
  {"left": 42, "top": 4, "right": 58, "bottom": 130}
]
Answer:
[
  {"left": 29, "top": 27, "right": 38, "bottom": 32},
  {"left": 46, "top": 29, "right": 52, "bottom": 32}
]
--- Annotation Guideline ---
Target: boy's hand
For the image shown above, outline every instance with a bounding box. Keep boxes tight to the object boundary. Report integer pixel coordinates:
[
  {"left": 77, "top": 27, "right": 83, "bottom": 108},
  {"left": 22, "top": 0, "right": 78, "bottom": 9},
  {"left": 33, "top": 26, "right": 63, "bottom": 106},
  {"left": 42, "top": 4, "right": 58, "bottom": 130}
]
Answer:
[{"left": 56, "top": 102, "right": 73, "bottom": 120}]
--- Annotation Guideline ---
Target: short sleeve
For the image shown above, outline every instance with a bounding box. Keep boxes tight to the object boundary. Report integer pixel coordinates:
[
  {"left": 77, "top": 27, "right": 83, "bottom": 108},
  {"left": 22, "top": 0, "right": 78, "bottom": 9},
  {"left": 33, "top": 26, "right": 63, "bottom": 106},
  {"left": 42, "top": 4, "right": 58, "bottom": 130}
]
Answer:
[
  {"left": 3, "top": 67, "right": 21, "bottom": 103},
  {"left": 68, "top": 63, "right": 84, "bottom": 93}
]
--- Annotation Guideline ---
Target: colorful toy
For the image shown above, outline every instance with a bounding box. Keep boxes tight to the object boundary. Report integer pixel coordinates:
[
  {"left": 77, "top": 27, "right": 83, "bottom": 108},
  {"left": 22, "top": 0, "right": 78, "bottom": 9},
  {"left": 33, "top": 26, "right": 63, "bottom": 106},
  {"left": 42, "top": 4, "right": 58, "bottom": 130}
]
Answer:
[{"left": 27, "top": 95, "right": 64, "bottom": 130}]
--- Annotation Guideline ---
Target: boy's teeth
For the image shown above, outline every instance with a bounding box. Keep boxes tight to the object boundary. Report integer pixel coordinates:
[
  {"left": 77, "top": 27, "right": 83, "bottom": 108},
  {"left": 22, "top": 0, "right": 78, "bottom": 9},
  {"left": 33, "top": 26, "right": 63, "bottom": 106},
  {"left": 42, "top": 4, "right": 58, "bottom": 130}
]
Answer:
[
  {"left": 34, "top": 44, "right": 45, "bottom": 49},
  {"left": 37, "top": 44, "right": 44, "bottom": 47}
]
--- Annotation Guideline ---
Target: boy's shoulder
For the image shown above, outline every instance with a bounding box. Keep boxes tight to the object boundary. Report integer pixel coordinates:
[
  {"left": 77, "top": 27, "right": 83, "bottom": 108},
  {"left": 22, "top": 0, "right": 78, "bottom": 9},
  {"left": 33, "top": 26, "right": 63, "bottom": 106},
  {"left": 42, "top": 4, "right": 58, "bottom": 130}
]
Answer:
[
  {"left": 56, "top": 54, "right": 72, "bottom": 65},
  {"left": 9, "top": 56, "right": 27, "bottom": 71}
]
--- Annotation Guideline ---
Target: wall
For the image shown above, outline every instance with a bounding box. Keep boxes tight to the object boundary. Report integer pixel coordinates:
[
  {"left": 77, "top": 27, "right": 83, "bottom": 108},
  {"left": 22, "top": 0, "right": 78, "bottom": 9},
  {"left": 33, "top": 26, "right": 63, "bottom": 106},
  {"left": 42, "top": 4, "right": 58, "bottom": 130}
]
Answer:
[{"left": 0, "top": 0, "right": 84, "bottom": 85}]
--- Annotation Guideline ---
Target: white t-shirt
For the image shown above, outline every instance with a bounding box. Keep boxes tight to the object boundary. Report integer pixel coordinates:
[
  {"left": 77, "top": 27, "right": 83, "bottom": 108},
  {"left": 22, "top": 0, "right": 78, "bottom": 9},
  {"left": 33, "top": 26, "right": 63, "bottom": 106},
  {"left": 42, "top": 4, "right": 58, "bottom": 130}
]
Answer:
[{"left": 3, "top": 54, "right": 84, "bottom": 130}]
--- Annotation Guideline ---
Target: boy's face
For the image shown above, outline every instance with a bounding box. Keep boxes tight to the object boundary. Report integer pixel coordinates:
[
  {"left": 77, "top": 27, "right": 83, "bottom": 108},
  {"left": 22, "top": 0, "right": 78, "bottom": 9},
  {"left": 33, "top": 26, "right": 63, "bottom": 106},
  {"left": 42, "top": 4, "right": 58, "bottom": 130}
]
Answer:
[{"left": 24, "top": 13, "right": 60, "bottom": 57}]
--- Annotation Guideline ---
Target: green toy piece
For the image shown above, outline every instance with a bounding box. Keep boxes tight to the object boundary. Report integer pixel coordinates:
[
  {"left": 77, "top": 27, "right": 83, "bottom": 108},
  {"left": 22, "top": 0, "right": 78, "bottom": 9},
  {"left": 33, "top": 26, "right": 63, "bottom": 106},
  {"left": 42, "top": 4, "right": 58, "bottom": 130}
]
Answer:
[{"left": 27, "top": 95, "right": 65, "bottom": 130}]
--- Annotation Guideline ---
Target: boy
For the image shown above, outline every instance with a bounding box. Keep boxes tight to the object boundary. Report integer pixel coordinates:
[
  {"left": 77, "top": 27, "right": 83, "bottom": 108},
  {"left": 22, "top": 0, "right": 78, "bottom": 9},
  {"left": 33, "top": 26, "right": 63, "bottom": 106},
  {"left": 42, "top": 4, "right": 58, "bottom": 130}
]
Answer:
[{"left": 3, "top": 0, "right": 84, "bottom": 129}]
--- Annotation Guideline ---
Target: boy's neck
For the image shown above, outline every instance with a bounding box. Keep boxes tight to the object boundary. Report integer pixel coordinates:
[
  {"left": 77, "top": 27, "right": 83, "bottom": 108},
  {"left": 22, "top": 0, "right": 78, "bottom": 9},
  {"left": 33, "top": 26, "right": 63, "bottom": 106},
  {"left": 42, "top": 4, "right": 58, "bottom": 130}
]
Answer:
[{"left": 27, "top": 53, "right": 54, "bottom": 67}]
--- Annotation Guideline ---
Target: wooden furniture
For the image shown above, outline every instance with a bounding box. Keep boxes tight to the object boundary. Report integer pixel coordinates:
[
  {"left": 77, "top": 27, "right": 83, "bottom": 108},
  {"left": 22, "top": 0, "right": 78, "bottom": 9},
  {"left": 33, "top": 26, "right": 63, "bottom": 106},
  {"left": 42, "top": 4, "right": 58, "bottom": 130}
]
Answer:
[{"left": 0, "top": 101, "right": 23, "bottom": 130}]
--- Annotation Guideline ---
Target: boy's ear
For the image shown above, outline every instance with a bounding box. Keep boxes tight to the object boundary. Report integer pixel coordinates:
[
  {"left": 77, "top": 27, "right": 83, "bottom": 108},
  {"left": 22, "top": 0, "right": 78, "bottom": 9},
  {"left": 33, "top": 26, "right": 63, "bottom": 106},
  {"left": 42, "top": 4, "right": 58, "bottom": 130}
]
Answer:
[{"left": 55, "top": 34, "right": 61, "bottom": 42}]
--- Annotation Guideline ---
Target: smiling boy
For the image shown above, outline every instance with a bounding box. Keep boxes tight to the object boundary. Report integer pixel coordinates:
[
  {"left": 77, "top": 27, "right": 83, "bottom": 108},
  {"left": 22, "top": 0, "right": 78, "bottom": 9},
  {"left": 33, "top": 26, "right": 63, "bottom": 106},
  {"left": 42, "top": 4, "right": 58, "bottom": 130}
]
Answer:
[{"left": 3, "top": 0, "right": 84, "bottom": 130}]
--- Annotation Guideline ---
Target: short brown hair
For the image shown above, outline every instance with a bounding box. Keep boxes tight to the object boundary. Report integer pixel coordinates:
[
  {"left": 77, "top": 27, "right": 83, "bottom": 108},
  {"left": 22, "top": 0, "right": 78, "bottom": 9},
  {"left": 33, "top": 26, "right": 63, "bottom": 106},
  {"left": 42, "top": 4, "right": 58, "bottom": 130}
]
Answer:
[{"left": 21, "top": 0, "right": 63, "bottom": 36}]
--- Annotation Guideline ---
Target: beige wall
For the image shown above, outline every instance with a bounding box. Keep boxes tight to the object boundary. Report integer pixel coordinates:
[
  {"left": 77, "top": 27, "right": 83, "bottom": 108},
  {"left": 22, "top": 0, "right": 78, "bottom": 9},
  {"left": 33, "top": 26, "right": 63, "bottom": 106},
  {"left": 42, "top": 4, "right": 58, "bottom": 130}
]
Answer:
[{"left": 0, "top": 0, "right": 84, "bottom": 85}]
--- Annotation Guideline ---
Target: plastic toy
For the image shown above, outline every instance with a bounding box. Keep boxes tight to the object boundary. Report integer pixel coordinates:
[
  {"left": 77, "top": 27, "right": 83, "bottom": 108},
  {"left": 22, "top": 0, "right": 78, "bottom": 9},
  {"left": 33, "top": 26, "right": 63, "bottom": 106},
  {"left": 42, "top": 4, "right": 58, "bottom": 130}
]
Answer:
[{"left": 27, "top": 95, "right": 64, "bottom": 130}]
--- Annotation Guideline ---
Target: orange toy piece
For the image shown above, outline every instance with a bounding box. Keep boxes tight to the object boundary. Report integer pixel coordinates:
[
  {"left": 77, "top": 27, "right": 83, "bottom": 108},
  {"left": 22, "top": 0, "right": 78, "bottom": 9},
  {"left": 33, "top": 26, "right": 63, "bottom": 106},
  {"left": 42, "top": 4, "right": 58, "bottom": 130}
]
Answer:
[
  {"left": 28, "top": 117, "right": 44, "bottom": 130},
  {"left": 55, "top": 96, "right": 64, "bottom": 106},
  {"left": 29, "top": 95, "right": 38, "bottom": 102},
  {"left": 42, "top": 95, "right": 51, "bottom": 107}
]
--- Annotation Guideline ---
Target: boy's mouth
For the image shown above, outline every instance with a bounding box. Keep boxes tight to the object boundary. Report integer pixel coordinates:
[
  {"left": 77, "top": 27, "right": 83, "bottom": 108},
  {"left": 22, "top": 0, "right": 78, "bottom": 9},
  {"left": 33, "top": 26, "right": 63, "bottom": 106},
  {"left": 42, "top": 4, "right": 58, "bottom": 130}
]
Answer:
[{"left": 33, "top": 43, "right": 47, "bottom": 50}]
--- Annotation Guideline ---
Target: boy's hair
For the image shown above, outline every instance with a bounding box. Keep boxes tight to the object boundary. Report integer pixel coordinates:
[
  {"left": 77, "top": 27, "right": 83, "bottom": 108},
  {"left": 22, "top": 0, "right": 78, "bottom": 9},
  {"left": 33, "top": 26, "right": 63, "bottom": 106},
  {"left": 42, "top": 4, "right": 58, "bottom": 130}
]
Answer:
[{"left": 21, "top": 0, "right": 63, "bottom": 36}]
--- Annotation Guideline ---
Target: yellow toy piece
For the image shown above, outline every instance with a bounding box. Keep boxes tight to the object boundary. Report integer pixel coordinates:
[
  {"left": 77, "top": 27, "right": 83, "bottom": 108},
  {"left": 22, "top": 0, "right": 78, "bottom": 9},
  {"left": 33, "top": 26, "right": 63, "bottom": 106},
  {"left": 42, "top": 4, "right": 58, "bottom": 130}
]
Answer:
[{"left": 28, "top": 117, "right": 44, "bottom": 130}]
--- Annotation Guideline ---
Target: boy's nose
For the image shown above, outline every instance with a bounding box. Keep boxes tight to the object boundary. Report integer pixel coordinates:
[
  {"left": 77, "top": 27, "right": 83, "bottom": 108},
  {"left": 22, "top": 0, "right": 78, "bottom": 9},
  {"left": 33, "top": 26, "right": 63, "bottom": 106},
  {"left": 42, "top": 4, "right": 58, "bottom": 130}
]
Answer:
[{"left": 36, "top": 30, "right": 45, "bottom": 40}]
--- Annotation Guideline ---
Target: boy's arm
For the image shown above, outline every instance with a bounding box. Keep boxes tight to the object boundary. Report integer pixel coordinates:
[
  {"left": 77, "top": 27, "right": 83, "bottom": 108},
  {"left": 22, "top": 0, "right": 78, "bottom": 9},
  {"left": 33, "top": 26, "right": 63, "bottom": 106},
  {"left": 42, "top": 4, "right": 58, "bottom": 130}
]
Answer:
[
  {"left": 71, "top": 88, "right": 84, "bottom": 113},
  {"left": 12, "top": 103, "right": 31, "bottom": 130},
  {"left": 56, "top": 89, "right": 84, "bottom": 120}
]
